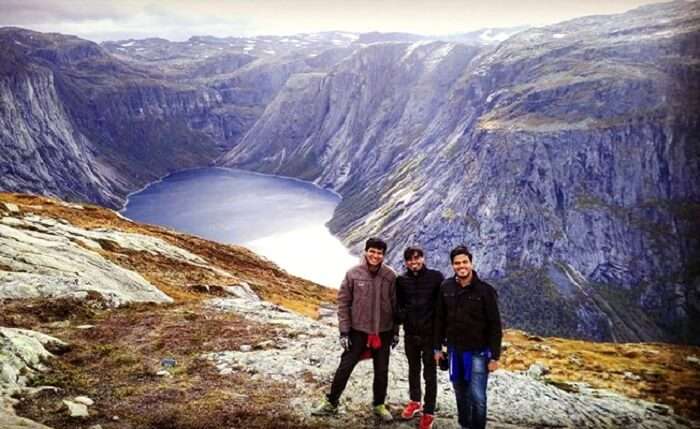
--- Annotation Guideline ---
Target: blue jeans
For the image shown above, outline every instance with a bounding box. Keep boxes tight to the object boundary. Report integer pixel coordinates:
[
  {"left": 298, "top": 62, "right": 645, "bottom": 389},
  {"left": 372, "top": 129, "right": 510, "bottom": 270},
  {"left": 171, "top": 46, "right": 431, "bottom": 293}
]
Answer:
[{"left": 452, "top": 353, "right": 488, "bottom": 429}]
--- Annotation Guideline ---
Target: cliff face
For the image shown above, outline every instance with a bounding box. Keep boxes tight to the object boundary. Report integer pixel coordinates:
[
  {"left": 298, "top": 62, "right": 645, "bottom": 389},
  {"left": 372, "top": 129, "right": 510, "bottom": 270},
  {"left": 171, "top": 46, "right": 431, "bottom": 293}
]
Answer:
[
  {"left": 0, "top": 28, "right": 221, "bottom": 207},
  {"left": 220, "top": 2, "right": 700, "bottom": 343},
  {"left": 0, "top": 34, "right": 127, "bottom": 207},
  {"left": 0, "top": 29, "right": 358, "bottom": 208},
  {"left": 220, "top": 40, "right": 481, "bottom": 181}
]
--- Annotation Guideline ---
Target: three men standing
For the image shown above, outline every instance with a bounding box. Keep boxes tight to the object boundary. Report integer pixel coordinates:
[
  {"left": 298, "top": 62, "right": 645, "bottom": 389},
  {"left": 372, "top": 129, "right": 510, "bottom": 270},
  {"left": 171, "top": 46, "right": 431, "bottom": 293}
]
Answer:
[
  {"left": 396, "top": 246, "right": 444, "bottom": 429},
  {"left": 313, "top": 240, "right": 502, "bottom": 429}
]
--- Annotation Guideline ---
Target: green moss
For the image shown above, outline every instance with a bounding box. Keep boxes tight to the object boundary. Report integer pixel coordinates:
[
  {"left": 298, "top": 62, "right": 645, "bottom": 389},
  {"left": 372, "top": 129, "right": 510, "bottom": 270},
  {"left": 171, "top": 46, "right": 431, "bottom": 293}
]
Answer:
[
  {"left": 492, "top": 268, "right": 583, "bottom": 339},
  {"left": 279, "top": 150, "right": 323, "bottom": 181},
  {"left": 384, "top": 156, "right": 424, "bottom": 193},
  {"left": 330, "top": 156, "right": 424, "bottom": 235},
  {"left": 574, "top": 194, "right": 627, "bottom": 219},
  {"left": 574, "top": 194, "right": 685, "bottom": 249},
  {"left": 442, "top": 138, "right": 464, "bottom": 159},
  {"left": 441, "top": 208, "right": 457, "bottom": 221},
  {"left": 587, "top": 281, "right": 664, "bottom": 342},
  {"left": 113, "top": 351, "right": 140, "bottom": 367},
  {"left": 328, "top": 180, "right": 383, "bottom": 234},
  {"left": 640, "top": 200, "right": 700, "bottom": 222}
]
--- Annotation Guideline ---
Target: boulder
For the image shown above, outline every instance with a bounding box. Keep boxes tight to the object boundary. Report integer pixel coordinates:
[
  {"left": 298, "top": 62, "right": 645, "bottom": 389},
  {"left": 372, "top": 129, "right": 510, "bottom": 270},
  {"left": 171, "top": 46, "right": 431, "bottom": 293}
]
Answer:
[
  {"left": 63, "top": 400, "right": 89, "bottom": 417},
  {"left": 223, "top": 282, "right": 260, "bottom": 301},
  {"left": 526, "top": 363, "right": 550, "bottom": 380},
  {"left": 73, "top": 396, "right": 94, "bottom": 406}
]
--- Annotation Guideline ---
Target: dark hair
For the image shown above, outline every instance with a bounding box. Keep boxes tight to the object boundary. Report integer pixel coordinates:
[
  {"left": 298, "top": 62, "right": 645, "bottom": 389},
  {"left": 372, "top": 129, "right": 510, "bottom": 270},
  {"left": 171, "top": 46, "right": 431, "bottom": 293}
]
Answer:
[
  {"left": 365, "top": 237, "right": 388, "bottom": 253},
  {"left": 450, "top": 245, "right": 472, "bottom": 263},
  {"left": 403, "top": 246, "right": 424, "bottom": 261}
]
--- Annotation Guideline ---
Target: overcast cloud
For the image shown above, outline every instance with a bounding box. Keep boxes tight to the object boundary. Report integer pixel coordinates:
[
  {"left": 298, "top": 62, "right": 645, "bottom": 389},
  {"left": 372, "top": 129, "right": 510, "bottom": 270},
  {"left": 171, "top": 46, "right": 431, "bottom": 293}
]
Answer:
[{"left": 0, "top": 0, "right": 681, "bottom": 42}]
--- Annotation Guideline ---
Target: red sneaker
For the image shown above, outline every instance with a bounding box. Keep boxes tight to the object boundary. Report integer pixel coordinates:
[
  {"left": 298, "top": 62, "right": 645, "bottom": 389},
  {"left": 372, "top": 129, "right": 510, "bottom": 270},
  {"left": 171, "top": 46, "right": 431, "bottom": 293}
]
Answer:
[
  {"left": 401, "top": 401, "right": 422, "bottom": 419},
  {"left": 418, "top": 413, "right": 435, "bottom": 429}
]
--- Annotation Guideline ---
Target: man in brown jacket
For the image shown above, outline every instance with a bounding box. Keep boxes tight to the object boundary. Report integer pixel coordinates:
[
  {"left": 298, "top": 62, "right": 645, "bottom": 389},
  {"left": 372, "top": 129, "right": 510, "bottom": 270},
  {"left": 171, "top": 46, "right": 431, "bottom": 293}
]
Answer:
[{"left": 312, "top": 237, "right": 398, "bottom": 421}]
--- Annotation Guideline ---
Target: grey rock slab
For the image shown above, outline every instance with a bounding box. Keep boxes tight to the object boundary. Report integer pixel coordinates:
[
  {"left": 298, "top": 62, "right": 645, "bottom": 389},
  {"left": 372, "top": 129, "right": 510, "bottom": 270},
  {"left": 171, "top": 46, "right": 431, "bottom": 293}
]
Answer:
[
  {"left": 222, "top": 282, "right": 260, "bottom": 301},
  {"left": 0, "top": 215, "right": 176, "bottom": 305},
  {"left": 0, "top": 328, "right": 68, "bottom": 428},
  {"left": 2, "top": 203, "right": 20, "bottom": 213},
  {"left": 0, "top": 328, "right": 68, "bottom": 376},
  {"left": 0, "top": 411, "right": 54, "bottom": 428},
  {"left": 624, "top": 371, "right": 642, "bottom": 381}
]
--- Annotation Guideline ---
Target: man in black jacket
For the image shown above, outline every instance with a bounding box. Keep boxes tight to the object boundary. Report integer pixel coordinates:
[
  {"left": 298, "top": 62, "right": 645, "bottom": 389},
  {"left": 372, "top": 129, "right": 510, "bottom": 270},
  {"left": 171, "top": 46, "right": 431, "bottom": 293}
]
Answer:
[
  {"left": 396, "top": 246, "right": 444, "bottom": 429},
  {"left": 434, "top": 245, "right": 502, "bottom": 429}
]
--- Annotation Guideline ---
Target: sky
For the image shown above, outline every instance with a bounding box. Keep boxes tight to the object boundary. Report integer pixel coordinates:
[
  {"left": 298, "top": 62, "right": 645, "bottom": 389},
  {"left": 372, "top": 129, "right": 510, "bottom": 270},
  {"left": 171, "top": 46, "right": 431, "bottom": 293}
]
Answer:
[{"left": 0, "top": 0, "right": 678, "bottom": 42}]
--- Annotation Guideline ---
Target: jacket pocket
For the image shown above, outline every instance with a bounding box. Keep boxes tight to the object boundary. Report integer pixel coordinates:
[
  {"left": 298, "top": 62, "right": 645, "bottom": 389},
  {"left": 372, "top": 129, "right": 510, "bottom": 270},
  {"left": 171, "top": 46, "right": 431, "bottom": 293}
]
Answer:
[
  {"left": 463, "top": 295, "right": 483, "bottom": 316},
  {"left": 352, "top": 280, "right": 371, "bottom": 328},
  {"left": 354, "top": 280, "right": 371, "bottom": 302},
  {"left": 444, "top": 293, "right": 462, "bottom": 321}
]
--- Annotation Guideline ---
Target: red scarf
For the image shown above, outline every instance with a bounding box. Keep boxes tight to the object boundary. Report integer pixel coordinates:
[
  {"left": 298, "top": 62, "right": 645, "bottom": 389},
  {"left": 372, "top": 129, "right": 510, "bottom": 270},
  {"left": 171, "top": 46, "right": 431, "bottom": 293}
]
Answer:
[{"left": 360, "top": 334, "right": 382, "bottom": 360}]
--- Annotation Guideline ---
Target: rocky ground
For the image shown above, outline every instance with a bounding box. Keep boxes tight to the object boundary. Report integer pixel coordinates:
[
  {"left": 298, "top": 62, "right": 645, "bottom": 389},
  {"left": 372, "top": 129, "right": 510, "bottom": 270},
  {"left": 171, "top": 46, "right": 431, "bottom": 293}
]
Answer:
[
  {"left": 206, "top": 293, "right": 696, "bottom": 429},
  {"left": 1, "top": 193, "right": 699, "bottom": 428}
]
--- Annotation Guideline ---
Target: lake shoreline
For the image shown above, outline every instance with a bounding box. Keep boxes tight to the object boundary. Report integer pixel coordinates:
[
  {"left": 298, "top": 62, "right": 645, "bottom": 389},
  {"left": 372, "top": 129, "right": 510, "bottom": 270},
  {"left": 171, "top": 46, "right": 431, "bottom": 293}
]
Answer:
[
  {"left": 120, "top": 167, "right": 356, "bottom": 287},
  {"left": 119, "top": 166, "right": 343, "bottom": 213}
]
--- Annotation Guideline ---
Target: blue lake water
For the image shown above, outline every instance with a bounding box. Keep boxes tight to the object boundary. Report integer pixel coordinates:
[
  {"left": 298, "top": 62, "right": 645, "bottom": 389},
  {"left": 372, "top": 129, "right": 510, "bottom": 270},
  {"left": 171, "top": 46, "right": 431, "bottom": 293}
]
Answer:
[{"left": 121, "top": 167, "right": 357, "bottom": 287}]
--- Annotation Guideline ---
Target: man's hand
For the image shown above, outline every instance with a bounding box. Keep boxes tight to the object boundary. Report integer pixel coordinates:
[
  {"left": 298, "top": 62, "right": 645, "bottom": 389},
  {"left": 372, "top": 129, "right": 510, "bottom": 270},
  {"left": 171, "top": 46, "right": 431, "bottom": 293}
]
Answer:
[
  {"left": 488, "top": 360, "right": 499, "bottom": 372},
  {"left": 434, "top": 350, "right": 444, "bottom": 363},
  {"left": 391, "top": 334, "right": 400, "bottom": 349},
  {"left": 339, "top": 333, "right": 351, "bottom": 351}
]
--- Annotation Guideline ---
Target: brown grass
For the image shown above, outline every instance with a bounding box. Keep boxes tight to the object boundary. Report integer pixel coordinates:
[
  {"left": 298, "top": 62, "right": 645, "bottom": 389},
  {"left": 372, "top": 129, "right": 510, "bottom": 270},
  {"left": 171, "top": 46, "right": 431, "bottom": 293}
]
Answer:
[
  {"left": 502, "top": 330, "right": 700, "bottom": 420},
  {"left": 11, "top": 299, "right": 324, "bottom": 429},
  {"left": 0, "top": 297, "right": 99, "bottom": 327}
]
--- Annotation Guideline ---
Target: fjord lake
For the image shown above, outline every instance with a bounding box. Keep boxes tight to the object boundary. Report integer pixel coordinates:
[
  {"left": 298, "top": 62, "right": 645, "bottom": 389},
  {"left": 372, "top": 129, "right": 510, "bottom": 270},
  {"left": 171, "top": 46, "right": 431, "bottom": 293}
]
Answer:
[{"left": 121, "top": 168, "right": 357, "bottom": 287}]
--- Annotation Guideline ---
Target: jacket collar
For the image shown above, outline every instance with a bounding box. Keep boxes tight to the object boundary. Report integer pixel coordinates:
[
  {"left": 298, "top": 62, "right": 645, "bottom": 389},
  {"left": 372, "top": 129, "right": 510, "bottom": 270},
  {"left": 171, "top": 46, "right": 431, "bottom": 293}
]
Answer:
[
  {"left": 450, "top": 270, "right": 480, "bottom": 288},
  {"left": 362, "top": 256, "right": 383, "bottom": 276},
  {"left": 405, "top": 265, "right": 428, "bottom": 277}
]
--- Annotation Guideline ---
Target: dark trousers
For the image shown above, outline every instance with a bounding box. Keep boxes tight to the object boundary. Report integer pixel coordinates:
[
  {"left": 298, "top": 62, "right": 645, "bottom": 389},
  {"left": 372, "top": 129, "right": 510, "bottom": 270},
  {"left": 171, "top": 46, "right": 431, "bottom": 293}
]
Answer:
[
  {"left": 452, "top": 353, "right": 489, "bottom": 429},
  {"left": 404, "top": 334, "right": 437, "bottom": 414},
  {"left": 327, "top": 329, "right": 392, "bottom": 406}
]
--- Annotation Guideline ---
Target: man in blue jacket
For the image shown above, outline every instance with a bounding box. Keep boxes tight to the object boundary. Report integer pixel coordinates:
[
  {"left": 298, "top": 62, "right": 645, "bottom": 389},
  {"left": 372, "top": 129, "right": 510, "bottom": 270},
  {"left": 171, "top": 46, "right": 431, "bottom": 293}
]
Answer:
[{"left": 434, "top": 245, "right": 502, "bottom": 429}]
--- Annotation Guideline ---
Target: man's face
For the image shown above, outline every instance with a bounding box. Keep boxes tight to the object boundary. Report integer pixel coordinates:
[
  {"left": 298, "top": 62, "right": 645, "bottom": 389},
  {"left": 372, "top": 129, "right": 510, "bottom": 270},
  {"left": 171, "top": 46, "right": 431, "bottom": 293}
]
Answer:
[
  {"left": 452, "top": 253, "right": 473, "bottom": 278},
  {"left": 404, "top": 253, "right": 425, "bottom": 273},
  {"left": 365, "top": 247, "right": 385, "bottom": 267}
]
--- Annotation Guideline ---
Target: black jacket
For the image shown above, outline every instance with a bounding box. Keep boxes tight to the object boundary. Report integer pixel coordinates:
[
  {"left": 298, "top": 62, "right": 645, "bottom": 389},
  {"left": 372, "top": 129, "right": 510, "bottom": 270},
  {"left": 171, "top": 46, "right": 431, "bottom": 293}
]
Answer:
[
  {"left": 396, "top": 266, "right": 444, "bottom": 337},
  {"left": 433, "top": 271, "right": 503, "bottom": 360}
]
